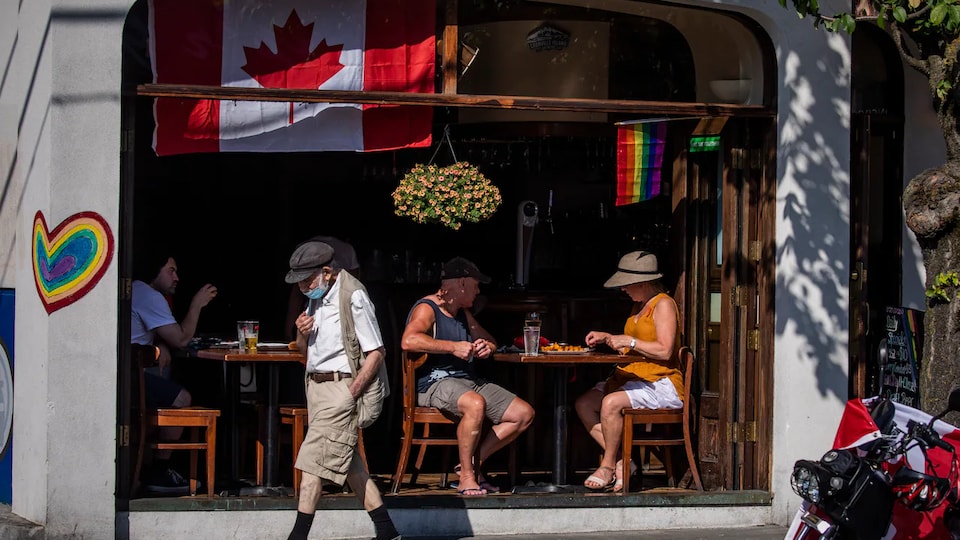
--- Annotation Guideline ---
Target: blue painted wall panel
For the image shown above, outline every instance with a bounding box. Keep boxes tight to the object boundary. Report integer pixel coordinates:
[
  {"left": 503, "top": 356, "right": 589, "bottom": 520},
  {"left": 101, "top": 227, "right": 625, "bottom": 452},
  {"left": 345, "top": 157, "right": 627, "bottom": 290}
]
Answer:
[{"left": 0, "top": 289, "right": 14, "bottom": 504}]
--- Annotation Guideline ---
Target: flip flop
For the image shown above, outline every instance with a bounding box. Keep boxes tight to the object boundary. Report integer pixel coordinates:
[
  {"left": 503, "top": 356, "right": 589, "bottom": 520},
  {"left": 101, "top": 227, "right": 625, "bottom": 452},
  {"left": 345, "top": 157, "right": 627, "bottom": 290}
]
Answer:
[
  {"left": 452, "top": 464, "right": 502, "bottom": 494},
  {"left": 457, "top": 486, "right": 487, "bottom": 497},
  {"left": 478, "top": 479, "right": 501, "bottom": 494},
  {"left": 583, "top": 466, "right": 616, "bottom": 491}
]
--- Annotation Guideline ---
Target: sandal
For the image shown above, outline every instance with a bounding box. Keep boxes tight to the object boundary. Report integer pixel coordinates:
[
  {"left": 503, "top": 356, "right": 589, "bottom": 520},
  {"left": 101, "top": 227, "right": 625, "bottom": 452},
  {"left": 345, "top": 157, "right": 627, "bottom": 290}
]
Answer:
[
  {"left": 452, "top": 464, "right": 502, "bottom": 494},
  {"left": 613, "top": 459, "right": 639, "bottom": 493},
  {"left": 583, "top": 466, "right": 616, "bottom": 491}
]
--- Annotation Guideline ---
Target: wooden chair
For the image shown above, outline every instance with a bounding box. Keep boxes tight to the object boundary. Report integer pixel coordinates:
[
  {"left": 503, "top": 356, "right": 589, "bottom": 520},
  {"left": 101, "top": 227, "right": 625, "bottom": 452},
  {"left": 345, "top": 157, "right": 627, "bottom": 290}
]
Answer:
[
  {"left": 620, "top": 345, "right": 703, "bottom": 493},
  {"left": 391, "top": 351, "right": 458, "bottom": 493},
  {"left": 256, "top": 406, "right": 368, "bottom": 495},
  {"left": 131, "top": 344, "right": 220, "bottom": 497}
]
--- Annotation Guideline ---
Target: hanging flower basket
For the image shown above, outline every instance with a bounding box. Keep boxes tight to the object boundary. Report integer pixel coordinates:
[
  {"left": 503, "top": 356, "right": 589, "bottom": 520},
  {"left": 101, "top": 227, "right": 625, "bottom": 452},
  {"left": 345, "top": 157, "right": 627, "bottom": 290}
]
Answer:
[{"left": 392, "top": 161, "right": 502, "bottom": 230}]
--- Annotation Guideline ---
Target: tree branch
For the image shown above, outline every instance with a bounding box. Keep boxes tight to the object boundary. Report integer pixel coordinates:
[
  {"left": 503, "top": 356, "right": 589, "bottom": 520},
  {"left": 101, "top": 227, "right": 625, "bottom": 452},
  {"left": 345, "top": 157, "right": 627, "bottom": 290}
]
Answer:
[
  {"left": 889, "top": 21, "right": 930, "bottom": 75},
  {"left": 903, "top": 3, "right": 933, "bottom": 22}
]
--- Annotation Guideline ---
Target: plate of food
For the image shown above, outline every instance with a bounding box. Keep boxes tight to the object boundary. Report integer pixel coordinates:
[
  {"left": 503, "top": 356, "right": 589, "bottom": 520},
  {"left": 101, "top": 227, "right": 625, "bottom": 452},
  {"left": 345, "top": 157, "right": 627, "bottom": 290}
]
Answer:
[
  {"left": 540, "top": 343, "right": 593, "bottom": 355},
  {"left": 255, "top": 342, "right": 295, "bottom": 351}
]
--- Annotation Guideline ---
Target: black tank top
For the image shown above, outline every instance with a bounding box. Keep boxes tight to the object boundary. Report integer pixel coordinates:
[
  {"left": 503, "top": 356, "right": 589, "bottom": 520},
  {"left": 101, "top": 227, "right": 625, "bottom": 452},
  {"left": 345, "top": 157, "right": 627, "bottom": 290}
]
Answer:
[{"left": 407, "top": 299, "right": 473, "bottom": 393}]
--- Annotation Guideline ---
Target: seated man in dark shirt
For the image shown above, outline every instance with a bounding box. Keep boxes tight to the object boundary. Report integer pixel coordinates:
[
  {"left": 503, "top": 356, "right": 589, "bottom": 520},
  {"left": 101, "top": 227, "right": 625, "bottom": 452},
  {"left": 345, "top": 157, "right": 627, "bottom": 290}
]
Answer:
[{"left": 400, "top": 257, "right": 535, "bottom": 496}]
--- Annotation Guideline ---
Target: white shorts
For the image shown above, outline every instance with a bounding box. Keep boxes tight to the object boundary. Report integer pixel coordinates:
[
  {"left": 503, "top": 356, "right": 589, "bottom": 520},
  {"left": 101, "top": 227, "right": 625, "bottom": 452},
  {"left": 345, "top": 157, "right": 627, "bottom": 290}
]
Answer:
[{"left": 593, "top": 377, "right": 682, "bottom": 410}]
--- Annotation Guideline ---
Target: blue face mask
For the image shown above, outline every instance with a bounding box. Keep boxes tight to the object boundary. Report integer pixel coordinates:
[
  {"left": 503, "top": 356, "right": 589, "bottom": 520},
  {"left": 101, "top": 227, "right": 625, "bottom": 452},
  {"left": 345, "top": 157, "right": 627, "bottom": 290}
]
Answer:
[
  {"left": 303, "top": 278, "right": 328, "bottom": 300},
  {"left": 303, "top": 283, "right": 327, "bottom": 300}
]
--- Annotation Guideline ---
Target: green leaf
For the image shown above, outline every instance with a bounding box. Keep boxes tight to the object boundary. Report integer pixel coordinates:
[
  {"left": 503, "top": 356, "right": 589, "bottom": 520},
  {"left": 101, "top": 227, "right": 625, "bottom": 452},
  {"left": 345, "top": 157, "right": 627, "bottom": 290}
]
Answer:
[
  {"left": 937, "top": 79, "right": 952, "bottom": 100},
  {"left": 893, "top": 6, "right": 907, "bottom": 23},
  {"left": 843, "top": 13, "right": 856, "bottom": 33},
  {"left": 949, "top": 6, "right": 960, "bottom": 28},
  {"left": 931, "top": 3, "right": 948, "bottom": 26}
]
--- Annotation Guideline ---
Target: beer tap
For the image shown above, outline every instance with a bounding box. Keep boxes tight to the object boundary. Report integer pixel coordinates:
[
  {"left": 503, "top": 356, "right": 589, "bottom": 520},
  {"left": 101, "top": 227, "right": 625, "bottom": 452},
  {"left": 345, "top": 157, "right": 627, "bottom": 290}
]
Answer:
[{"left": 545, "top": 189, "right": 555, "bottom": 235}]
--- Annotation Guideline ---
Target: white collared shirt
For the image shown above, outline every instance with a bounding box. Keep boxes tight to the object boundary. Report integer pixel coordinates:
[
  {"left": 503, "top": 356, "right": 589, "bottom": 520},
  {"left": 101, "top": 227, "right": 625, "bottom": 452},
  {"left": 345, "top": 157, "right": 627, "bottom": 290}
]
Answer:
[{"left": 305, "top": 277, "right": 384, "bottom": 374}]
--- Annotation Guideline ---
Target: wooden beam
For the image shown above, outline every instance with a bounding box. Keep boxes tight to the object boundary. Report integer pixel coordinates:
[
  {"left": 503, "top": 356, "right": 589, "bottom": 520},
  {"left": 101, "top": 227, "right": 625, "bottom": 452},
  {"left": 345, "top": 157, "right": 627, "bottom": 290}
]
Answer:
[
  {"left": 136, "top": 84, "right": 773, "bottom": 117},
  {"left": 443, "top": 0, "right": 458, "bottom": 94}
]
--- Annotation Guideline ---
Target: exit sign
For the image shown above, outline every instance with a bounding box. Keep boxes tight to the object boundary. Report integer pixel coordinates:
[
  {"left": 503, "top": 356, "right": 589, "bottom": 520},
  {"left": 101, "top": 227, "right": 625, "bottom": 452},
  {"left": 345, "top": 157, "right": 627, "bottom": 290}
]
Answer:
[{"left": 690, "top": 136, "right": 720, "bottom": 152}]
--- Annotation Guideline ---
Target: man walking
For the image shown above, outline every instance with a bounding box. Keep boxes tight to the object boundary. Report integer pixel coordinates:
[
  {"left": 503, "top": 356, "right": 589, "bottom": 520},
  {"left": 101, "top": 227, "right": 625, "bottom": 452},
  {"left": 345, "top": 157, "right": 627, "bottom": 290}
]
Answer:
[{"left": 285, "top": 241, "right": 400, "bottom": 540}]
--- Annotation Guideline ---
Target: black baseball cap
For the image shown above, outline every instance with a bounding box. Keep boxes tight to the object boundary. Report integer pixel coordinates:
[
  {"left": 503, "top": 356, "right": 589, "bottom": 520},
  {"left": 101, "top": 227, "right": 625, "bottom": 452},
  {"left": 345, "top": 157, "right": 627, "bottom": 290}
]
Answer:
[
  {"left": 441, "top": 257, "right": 491, "bottom": 284},
  {"left": 285, "top": 241, "right": 335, "bottom": 284}
]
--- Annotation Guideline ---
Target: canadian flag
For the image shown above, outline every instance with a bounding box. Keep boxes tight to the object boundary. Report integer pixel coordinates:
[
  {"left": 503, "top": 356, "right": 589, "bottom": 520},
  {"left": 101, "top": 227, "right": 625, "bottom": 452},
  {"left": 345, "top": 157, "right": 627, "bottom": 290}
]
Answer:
[{"left": 148, "top": 0, "right": 435, "bottom": 156}]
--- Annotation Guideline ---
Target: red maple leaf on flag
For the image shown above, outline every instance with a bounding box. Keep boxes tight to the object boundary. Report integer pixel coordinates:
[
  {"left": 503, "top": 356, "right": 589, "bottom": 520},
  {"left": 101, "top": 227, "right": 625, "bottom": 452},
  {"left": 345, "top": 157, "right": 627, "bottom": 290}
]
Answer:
[{"left": 241, "top": 10, "right": 346, "bottom": 124}]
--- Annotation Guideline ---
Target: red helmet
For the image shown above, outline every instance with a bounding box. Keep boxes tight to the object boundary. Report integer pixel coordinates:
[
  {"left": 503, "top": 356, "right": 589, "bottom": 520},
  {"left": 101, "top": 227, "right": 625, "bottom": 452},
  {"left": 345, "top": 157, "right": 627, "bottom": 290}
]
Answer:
[{"left": 891, "top": 466, "right": 952, "bottom": 512}]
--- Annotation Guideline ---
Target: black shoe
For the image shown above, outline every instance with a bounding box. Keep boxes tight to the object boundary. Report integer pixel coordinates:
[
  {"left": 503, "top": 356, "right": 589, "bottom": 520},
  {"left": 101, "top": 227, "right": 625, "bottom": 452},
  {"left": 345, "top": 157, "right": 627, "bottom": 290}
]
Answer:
[{"left": 144, "top": 467, "right": 197, "bottom": 494}]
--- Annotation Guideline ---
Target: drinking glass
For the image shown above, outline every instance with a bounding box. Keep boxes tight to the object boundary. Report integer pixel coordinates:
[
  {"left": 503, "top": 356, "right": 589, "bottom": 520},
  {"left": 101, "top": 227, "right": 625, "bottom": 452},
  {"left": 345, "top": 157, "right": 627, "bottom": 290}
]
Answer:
[
  {"left": 524, "top": 311, "right": 542, "bottom": 329},
  {"left": 237, "top": 320, "right": 259, "bottom": 352},
  {"left": 523, "top": 325, "right": 541, "bottom": 356}
]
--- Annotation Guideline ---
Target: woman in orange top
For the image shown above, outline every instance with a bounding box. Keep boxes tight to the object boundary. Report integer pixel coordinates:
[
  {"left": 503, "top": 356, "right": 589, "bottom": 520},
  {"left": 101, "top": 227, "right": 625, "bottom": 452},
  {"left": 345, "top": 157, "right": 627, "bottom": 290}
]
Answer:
[{"left": 574, "top": 251, "right": 683, "bottom": 492}]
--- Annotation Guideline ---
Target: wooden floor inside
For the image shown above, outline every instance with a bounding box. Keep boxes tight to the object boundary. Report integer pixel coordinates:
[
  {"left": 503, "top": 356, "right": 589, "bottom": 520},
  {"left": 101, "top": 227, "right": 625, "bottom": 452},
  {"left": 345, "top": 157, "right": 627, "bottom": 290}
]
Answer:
[
  {"left": 130, "top": 461, "right": 704, "bottom": 503},
  {"left": 128, "top": 459, "right": 773, "bottom": 512},
  {"left": 384, "top": 464, "right": 693, "bottom": 497}
]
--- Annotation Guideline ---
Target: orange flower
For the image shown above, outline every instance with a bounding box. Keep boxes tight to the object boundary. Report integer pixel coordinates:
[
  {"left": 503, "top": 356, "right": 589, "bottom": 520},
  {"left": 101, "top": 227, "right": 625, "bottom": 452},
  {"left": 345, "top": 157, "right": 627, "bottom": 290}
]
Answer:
[{"left": 392, "top": 161, "right": 501, "bottom": 230}]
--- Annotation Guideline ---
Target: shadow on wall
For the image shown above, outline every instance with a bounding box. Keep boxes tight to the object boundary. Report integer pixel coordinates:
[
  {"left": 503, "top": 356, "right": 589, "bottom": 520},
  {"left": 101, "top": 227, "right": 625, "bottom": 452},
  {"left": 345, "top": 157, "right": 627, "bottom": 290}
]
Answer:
[{"left": 773, "top": 47, "right": 850, "bottom": 402}]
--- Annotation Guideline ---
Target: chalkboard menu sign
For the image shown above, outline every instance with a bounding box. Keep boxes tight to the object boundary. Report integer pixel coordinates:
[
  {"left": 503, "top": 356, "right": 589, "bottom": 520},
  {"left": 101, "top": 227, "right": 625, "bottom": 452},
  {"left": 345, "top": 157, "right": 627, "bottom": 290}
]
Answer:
[{"left": 879, "top": 306, "right": 924, "bottom": 408}]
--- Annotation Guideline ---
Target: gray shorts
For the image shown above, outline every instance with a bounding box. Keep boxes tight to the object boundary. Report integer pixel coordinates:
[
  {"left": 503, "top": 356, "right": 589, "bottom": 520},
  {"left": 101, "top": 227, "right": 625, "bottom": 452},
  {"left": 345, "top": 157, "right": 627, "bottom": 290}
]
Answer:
[{"left": 418, "top": 377, "right": 517, "bottom": 424}]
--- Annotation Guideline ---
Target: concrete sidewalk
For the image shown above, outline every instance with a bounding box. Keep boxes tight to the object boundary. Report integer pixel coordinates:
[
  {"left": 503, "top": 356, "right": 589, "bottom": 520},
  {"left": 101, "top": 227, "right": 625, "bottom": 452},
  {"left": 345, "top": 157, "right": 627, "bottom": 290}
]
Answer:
[
  {"left": 1, "top": 502, "right": 786, "bottom": 539},
  {"left": 0, "top": 504, "right": 43, "bottom": 540},
  {"left": 403, "top": 526, "right": 787, "bottom": 539}
]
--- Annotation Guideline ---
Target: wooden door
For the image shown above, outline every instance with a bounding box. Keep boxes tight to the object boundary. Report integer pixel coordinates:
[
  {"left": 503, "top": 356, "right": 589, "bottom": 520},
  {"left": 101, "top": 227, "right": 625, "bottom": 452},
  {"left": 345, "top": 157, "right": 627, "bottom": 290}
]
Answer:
[
  {"left": 686, "top": 117, "right": 772, "bottom": 490},
  {"left": 849, "top": 114, "right": 903, "bottom": 398}
]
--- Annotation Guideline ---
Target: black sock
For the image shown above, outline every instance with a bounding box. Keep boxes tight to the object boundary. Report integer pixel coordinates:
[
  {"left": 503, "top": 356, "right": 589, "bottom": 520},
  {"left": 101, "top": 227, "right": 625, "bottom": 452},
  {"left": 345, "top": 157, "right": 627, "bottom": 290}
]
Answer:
[
  {"left": 287, "top": 511, "right": 315, "bottom": 540},
  {"left": 368, "top": 505, "right": 400, "bottom": 539}
]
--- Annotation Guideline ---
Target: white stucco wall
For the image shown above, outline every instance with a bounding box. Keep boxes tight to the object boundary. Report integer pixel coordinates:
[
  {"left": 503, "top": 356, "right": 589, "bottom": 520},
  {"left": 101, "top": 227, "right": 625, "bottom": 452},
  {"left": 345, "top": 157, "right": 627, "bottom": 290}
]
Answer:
[
  {"left": 7, "top": 0, "right": 53, "bottom": 525},
  {"left": 0, "top": 0, "right": 22, "bottom": 290},
  {"left": 8, "top": 1, "right": 124, "bottom": 538},
  {"left": 671, "top": 0, "right": 854, "bottom": 526}
]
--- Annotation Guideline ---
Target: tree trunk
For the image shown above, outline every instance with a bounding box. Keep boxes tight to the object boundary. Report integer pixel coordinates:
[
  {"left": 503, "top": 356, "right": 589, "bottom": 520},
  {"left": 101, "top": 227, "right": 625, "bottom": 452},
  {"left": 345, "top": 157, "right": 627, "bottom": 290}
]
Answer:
[{"left": 904, "top": 163, "right": 960, "bottom": 415}]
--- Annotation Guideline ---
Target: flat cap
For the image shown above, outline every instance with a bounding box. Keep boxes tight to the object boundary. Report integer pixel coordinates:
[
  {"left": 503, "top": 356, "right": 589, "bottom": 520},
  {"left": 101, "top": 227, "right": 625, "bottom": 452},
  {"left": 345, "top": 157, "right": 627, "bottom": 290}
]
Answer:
[{"left": 284, "top": 241, "right": 335, "bottom": 284}]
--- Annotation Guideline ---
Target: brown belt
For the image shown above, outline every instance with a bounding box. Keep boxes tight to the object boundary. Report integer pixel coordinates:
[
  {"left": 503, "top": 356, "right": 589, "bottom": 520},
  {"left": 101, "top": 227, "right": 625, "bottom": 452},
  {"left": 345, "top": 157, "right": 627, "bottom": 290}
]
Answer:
[{"left": 307, "top": 371, "right": 353, "bottom": 383}]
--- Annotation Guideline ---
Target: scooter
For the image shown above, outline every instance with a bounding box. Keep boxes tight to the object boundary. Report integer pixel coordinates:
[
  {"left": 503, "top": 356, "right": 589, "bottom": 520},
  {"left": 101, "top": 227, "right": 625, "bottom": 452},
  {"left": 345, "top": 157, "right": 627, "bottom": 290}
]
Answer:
[{"left": 785, "top": 387, "right": 960, "bottom": 539}]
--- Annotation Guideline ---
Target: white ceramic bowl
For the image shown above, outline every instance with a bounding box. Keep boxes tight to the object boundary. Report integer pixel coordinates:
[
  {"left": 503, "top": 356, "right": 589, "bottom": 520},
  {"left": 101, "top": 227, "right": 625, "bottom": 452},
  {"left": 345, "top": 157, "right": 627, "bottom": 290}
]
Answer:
[{"left": 709, "top": 79, "right": 752, "bottom": 103}]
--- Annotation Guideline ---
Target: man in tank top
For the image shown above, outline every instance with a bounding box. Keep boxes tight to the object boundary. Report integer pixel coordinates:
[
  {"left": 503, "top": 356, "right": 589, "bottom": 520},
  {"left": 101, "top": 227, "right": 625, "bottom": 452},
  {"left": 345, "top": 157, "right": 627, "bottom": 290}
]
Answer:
[{"left": 401, "top": 257, "right": 536, "bottom": 496}]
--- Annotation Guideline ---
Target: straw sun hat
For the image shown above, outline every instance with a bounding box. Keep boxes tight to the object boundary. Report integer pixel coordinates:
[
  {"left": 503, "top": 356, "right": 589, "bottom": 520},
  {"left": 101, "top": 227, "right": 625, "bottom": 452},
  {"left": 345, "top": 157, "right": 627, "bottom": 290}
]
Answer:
[{"left": 603, "top": 251, "right": 663, "bottom": 288}]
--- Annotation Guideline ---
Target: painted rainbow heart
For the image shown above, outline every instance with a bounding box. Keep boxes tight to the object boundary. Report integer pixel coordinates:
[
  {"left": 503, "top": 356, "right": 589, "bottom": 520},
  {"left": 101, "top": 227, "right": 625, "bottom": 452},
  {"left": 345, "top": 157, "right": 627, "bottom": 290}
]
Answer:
[{"left": 32, "top": 210, "right": 114, "bottom": 314}]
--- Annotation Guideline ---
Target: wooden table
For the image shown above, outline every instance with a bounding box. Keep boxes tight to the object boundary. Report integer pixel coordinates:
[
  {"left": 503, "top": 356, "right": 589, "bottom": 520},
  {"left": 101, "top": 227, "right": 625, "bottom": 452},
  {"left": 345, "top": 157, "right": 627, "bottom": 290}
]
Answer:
[
  {"left": 193, "top": 347, "right": 304, "bottom": 495},
  {"left": 497, "top": 351, "right": 624, "bottom": 491}
]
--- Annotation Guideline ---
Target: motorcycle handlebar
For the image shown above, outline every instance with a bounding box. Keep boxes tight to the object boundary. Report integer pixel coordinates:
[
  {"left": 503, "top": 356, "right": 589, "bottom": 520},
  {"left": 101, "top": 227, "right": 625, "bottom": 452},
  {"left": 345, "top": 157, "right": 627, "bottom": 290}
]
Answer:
[
  {"left": 934, "top": 436, "right": 955, "bottom": 454},
  {"left": 907, "top": 420, "right": 956, "bottom": 454}
]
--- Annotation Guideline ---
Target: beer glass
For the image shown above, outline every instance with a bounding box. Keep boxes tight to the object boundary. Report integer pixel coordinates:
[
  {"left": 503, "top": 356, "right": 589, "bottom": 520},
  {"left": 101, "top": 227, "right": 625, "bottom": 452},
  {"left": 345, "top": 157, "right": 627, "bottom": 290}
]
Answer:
[{"left": 237, "top": 320, "right": 259, "bottom": 352}]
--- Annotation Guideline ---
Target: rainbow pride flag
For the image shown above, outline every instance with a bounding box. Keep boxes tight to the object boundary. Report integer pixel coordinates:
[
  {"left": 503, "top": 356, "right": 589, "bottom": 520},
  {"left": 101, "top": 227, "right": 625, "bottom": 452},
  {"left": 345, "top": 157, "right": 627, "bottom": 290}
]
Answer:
[{"left": 616, "top": 122, "right": 666, "bottom": 206}]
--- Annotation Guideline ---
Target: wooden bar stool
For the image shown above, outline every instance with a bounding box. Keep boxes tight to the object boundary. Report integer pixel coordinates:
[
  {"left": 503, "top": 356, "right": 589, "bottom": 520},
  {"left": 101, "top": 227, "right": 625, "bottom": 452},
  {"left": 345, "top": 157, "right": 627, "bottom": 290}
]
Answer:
[{"left": 131, "top": 344, "right": 220, "bottom": 497}]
